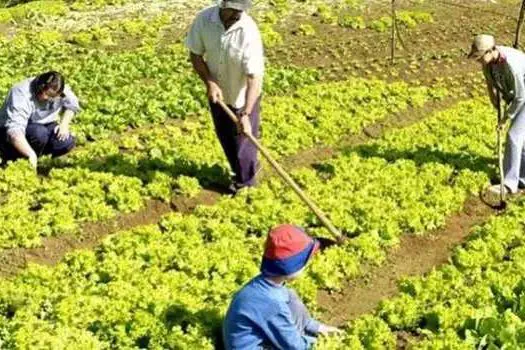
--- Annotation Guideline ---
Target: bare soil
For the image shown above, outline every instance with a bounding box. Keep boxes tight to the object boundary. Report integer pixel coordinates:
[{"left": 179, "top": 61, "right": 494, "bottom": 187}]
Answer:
[
  {"left": 0, "top": 190, "right": 219, "bottom": 277},
  {"left": 317, "top": 197, "right": 496, "bottom": 326}
]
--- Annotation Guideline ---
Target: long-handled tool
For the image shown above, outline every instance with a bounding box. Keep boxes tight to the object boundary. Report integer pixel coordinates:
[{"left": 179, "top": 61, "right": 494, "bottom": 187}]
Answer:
[
  {"left": 496, "top": 91, "right": 507, "bottom": 210},
  {"left": 218, "top": 100, "right": 345, "bottom": 244}
]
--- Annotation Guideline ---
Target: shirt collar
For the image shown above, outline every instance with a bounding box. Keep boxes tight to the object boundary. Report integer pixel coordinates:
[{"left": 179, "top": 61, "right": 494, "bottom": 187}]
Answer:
[
  {"left": 210, "top": 6, "right": 221, "bottom": 24},
  {"left": 263, "top": 277, "right": 284, "bottom": 287}
]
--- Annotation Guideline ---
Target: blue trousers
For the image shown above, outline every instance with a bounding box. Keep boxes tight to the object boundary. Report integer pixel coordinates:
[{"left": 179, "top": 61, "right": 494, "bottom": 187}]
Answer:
[
  {"left": 504, "top": 108, "right": 525, "bottom": 192},
  {"left": 0, "top": 122, "right": 75, "bottom": 162},
  {"left": 209, "top": 98, "right": 261, "bottom": 188}
]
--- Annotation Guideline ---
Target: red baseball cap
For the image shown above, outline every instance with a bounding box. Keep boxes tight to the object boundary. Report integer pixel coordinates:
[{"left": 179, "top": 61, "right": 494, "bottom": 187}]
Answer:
[{"left": 260, "top": 224, "right": 319, "bottom": 277}]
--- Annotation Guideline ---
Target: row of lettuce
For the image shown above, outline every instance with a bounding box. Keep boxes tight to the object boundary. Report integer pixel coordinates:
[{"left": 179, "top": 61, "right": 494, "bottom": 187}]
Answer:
[
  {"left": 0, "top": 97, "right": 499, "bottom": 348},
  {"left": 1, "top": 78, "right": 446, "bottom": 249},
  {"left": 318, "top": 181, "right": 525, "bottom": 349}
]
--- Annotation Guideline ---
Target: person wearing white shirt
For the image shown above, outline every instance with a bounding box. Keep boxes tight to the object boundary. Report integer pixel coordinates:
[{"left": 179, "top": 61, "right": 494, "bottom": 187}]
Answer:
[{"left": 186, "top": 0, "right": 264, "bottom": 194}]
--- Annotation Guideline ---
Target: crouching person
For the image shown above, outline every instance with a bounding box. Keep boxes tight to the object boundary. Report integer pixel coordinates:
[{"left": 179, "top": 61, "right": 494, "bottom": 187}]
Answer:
[
  {"left": 223, "top": 224, "right": 342, "bottom": 349},
  {"left": 0, "top": 71, "right": 80, "bottom": 168}
]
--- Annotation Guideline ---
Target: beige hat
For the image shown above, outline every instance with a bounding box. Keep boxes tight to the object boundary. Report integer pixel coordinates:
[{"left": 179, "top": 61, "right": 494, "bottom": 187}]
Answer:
[
  {"left": 220, "top": 0, "right": 252, "bottom": 11},
  {"left": 468, "top": 34, "right": 496, "bottom": 59}
]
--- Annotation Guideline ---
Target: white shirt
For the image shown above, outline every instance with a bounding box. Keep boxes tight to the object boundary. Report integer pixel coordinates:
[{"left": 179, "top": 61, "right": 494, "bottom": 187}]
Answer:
[{"left": 185, "top": 6, "right": 264, "bottom": 108}]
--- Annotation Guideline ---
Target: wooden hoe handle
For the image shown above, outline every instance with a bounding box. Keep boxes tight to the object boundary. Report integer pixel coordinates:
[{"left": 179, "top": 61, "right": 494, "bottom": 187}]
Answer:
[{"left": 217, "top": 100, "right": 344, "bottom": 242}]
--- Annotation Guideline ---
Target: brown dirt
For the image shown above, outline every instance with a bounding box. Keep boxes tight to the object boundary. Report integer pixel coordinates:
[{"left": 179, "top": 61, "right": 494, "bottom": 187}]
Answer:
[
  {"left": 268, "top": 0, "right": 517, "bottom": 84},
  {"left": 282, "top": 97, "right": 464, "bottom": 170},
  {"left": 317, "top": 196, "right": 496, "bottom": 326},
  {"left": 0, "top": 190, "right": 220, "bottom": 277}
]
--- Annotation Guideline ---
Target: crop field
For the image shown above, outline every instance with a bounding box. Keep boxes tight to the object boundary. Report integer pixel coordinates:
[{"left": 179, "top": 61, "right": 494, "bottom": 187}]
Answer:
[{"left": 0, "top": 0, "right": 523, "bottom": 348}]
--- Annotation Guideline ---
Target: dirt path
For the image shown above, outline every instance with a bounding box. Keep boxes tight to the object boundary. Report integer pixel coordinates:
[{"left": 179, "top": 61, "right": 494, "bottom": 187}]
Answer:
[
  {"left": 317, "top": 196, "right": 496, "bottom": 326},
  {"left": 0, "top": 189, "right": 221, "bottom": 276}
]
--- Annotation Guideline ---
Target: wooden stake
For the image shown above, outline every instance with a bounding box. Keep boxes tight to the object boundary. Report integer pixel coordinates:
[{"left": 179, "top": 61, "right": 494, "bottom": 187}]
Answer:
[
  {"left": 391, "top": 0, "right": 396, "bottom": 64},
  {"left": 515, "top": 0, "right": 525, "bottom": 49}
]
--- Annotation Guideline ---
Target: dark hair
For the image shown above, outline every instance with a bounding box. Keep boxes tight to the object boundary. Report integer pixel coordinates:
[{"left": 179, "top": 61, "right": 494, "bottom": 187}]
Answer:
[{"left": 32, "top": 71, "right": 65, "bottom": 97}]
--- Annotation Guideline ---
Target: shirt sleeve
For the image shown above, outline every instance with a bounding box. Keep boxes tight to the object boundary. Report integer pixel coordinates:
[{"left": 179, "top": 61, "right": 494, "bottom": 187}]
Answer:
[
  {"left": 482, "top": 66, "right": 498, "bottom": 108},
  {"left": 185, "top": 15, "right": 205, "bottom": 56},
  {"left": 62, "top": 84, "right": 81, "bottom": 113},
  {"left": 287, "top": 289, "right": 321, "bottom": 336},
  {"left": 264, "top": 308, "right": 317, "bottom": 350},
  {"left": 506, "top": 66, "right": 525, "bottom": 120},
  {"left": 4, "top": 87, "right": 31, "bottom": 137},
  {"left": 242, "top": 26, "right": 264, "bottom": 77}
]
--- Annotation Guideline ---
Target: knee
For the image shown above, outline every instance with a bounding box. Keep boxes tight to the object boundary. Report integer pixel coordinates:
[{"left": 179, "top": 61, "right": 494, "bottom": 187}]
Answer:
[
  {"left": 26, "top": 125, "right": 51, "bottom": 148},
  {"left": 50, "top": 135, "right": 76, "bottom": 157}
]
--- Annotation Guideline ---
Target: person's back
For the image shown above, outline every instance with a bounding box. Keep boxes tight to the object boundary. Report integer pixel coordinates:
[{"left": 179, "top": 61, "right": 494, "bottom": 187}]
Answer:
[
  {"left": 223, "top": 275, "right": 287, "bottom": 349},
  {"left": 223, "top": 225, "right": 341, "bottom": 350}
]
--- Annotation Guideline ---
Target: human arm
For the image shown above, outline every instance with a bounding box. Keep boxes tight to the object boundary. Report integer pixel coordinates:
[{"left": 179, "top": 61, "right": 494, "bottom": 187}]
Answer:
[
  {"left": 236, "top": 75, "right": 261, "bottom": 135},
  {"left": 265, "top": 310, "right": 317, "bottom": 350},
  {"left": 505, "top": 67, "right": 525, "bottom": 120},
  {"left": 189, "top": 53, "right": 223, "bottom": 103},
  {"left": 55, "top": 85, "right": 80, "bottom": 141},
  {"left": 185, "top": 13, "right": 223, "bottom": 103},
  {"left": 483, "top": 66, "right": 499, "bottom": 109},
  {"left": 8, "top": 131, "right": 37, "bottom": 167},
  {"left": 237, "top": 27, "right": 264, "bottom": 135},
  {"left": 4, "top": 89, "right": 37, "bottom": 167}
]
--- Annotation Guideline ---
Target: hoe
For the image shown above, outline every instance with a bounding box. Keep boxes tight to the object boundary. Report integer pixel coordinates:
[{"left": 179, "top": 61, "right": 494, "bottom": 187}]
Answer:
[{"left": 218, "top": 101, "right": 346, "bottom": 245}]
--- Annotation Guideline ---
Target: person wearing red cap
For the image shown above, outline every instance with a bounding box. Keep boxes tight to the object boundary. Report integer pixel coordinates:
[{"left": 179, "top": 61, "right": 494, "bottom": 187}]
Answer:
[{"left": 223, "top": 224, "right": 342, "bottom": 349}]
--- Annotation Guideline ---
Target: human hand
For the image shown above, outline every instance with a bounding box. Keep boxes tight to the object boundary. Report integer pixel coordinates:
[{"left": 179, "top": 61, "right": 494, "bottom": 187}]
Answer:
[
  {"left": 28, "top": 152, "right": 38, "bottom": 169},
  {"left": 318, "top": 324, "right": 344, "bottom": 336},
  {"left": 237, "top": 112, "right": 252, "bottom": 136},
  {"left": 54, "top": 123, "right": 70, "bottom": 142},
  {"left": 207, "top": 80, "right": 223, "bottom": 103}
]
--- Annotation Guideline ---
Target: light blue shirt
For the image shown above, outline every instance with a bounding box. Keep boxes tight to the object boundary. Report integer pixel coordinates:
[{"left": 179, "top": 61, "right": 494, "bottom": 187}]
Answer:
[
  {"left": 223, "top": 275, "right": 320, "bottom": 350},
  {"left": 0, "top": 77, "right": 80, "bottom": 136}
]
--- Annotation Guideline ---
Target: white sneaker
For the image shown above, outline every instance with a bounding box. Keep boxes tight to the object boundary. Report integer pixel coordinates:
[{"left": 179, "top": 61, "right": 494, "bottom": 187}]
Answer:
[{"left": 487, "top": 184, "right": 510, "bottom": 195}]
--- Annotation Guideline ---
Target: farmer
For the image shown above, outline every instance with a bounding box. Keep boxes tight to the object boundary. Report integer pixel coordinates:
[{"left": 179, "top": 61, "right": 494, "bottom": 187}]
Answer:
[
  {"left": 186, "top": 0, "right": 264, "bottom": 194},
  {"left": 469, "top": 34, "right": 525, "bottom": 194},
  {"left": 223, "top": 224, "right": 342, "bottom": 349},
  {"left": 0, "top": 71, "right": 79, "bottom": 168}
]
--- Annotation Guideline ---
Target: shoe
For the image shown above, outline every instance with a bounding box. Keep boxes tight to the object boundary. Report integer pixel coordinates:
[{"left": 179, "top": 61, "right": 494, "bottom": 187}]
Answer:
[
  {"left": 487, "top": 184, "right": 511, "bottom": 195},
  {"left": 226, "top": 183, "right": 239, "bottom": 195}
]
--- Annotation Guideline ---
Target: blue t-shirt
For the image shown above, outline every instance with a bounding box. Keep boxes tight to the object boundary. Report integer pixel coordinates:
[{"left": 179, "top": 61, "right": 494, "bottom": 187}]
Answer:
[{"left": 223, "top": 275, "right": 320, "bottom": 350}]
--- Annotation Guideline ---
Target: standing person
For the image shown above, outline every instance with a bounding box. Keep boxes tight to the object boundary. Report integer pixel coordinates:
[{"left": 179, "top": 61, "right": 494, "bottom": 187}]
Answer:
[
  {"left": 469, "top": 34, "right": 525, "bottom": 194},
  {"left": 186, "top": 0, "right": 264, "bottom": 194},
  {"left": 0, "top": 71, "right": 80, "bottom": 168},
  {"left": 223, "top": 224, "right": 342, "bottom": 349}
]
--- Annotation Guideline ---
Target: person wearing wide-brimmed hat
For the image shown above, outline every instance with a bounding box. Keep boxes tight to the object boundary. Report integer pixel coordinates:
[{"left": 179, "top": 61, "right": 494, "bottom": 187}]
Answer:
[
  {"left": 223, "top": 225, "right": 341, "bottom": 349},
  {"left": 185, "top": 0, "right": 264, "bottom": 194},
  {"left": 468, "top": 34, "right": 525, "bottom": 194}
]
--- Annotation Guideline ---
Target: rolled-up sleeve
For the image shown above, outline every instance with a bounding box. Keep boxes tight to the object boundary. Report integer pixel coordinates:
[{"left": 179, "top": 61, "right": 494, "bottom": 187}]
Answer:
[
  {"left": 242, "top": 27, "right": 264, "bottom": 77},
  {"left": 185, "top": 16, "right": 205, "bottom": 56},
  {"left": 62, "top": 84, "right": 80, "bottom": 113},
  {"left": 5, "top": 88, "right": 31, "bottom": 138}
]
